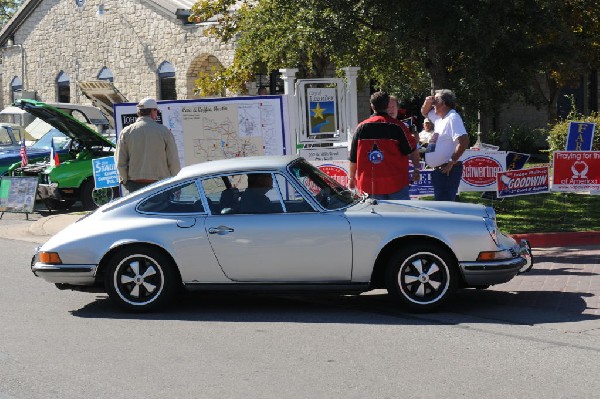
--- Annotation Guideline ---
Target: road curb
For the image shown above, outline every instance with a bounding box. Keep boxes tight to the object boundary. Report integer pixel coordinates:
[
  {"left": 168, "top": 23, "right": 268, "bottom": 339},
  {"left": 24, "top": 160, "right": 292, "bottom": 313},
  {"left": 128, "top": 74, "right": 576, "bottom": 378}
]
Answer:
[{"left": 511, "top": 231, "right": 600, "bottom": 248}]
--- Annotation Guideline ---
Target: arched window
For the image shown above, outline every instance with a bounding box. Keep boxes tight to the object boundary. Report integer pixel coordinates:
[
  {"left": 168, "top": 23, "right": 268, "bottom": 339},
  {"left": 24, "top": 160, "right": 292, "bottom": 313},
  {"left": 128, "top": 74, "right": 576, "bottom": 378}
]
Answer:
[
  {"left": 10, "top": 76, "right": 22, "bottom": 102},
  {"left": 56, "top": 71, "right": 70, "bottom": 103},
  {"left": 158, "top": 61, "right": 176, "bottom": 100},
  {"left": 97, "top": 66, "right": 114, "bottom": 82}
]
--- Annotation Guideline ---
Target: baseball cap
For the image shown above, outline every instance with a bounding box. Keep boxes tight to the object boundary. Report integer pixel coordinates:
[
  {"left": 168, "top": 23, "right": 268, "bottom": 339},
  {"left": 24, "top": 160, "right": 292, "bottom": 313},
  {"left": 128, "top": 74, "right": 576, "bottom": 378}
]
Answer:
[
  {"left": 137, "top": 97, "right": 158, "bottom": 109},
  {"left": 424, "top": 118, "right": 432, "bottom": 124}
]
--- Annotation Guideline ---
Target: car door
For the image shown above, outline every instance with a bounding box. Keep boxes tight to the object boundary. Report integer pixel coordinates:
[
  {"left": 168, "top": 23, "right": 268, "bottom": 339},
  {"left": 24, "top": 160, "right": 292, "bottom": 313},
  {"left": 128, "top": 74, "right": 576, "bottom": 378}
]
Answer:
[{"left": 202, "top": 172, "right": 352, "bottom": 282}]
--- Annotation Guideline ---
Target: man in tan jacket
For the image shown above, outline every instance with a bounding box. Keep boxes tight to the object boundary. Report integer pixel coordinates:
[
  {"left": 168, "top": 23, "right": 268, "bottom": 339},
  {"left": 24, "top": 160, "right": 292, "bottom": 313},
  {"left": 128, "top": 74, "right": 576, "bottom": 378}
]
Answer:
[{"left": 115, "top": 98, "right": 181, "bottom": 194}]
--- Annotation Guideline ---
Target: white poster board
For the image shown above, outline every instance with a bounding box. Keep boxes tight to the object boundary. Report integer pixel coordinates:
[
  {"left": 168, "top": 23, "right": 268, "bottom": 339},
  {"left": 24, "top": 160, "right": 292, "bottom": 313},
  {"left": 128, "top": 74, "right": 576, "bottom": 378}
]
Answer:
[{"left": 114, "top": 96, "right": 289, "bottom": 167}]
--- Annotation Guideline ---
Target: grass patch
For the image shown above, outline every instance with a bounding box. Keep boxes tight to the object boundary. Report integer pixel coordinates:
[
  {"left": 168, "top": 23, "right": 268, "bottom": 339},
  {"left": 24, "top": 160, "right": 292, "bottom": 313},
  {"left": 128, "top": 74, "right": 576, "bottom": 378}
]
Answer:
[{"left": 457, "top": 192, "right": 600, "bottom": 234}]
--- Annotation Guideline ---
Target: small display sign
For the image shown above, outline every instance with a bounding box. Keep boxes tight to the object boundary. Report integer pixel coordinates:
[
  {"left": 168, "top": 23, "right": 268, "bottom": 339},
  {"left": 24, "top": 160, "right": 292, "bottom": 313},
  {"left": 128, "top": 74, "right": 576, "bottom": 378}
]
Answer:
[{"left": 92, "top": 156, "right": 120, "bottom": 189}]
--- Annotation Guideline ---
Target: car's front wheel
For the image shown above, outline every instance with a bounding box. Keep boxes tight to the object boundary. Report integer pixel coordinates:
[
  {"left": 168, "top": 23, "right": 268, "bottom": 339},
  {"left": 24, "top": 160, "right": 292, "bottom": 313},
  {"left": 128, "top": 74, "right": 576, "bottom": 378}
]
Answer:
[
  {"left": 386, "top": 244, "right": 458, "bottom": 312},
  {"left": 104, "top": 246, "right": 179, "bottom": 311}
]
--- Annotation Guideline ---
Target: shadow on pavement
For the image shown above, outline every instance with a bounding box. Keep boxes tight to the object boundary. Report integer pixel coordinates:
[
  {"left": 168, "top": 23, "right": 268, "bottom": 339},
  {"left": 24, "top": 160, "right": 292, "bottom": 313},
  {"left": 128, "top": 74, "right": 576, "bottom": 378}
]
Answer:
[{"left": 69, "top": 289, "right": 599, "bottom": 327}]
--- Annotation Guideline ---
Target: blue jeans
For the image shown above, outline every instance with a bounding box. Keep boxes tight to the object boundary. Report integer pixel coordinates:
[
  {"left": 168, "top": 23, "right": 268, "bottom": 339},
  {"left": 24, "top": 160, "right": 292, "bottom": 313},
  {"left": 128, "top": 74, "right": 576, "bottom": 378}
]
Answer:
[
  {"left": 372, "top": 185, "right": 410, "bottom": 200},
  {"left": 431, "top": 163, "right": 463, "bottom": 201}
]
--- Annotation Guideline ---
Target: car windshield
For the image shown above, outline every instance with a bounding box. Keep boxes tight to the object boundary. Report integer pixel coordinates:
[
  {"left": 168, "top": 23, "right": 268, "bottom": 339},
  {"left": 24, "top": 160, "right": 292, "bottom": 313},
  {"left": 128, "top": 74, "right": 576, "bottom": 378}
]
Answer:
[
  {"left": 288, "top": 158, "right": 359, "bottom": 210},
  {"left": 31, "top": 129, "right": 69, "bottom": 149}
]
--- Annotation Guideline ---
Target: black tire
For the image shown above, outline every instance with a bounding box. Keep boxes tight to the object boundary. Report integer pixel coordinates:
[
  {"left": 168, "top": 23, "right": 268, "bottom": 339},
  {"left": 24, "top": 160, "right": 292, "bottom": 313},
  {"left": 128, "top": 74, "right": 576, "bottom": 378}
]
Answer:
[
  {"left": 385, "top": 244, "right": 458, "bottom": 312},
  {"left": 45, "top": 198, "right": 76, "bottom": 211},
  {"left": 80, "top": 178, "right": 119, "bottom": 210},
  {"left": 104, "top": 246, "right": 180, "bottom": 312}
]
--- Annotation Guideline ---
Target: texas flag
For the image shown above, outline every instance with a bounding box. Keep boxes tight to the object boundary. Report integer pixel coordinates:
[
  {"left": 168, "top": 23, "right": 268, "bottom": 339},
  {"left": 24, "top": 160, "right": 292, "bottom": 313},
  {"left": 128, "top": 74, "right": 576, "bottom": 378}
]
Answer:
[
  {"left": 50, "top": 138, "right": 60, "bottom": 167},
  {"left": 20, "top": 139, "right": 28, "bottom": 167}
]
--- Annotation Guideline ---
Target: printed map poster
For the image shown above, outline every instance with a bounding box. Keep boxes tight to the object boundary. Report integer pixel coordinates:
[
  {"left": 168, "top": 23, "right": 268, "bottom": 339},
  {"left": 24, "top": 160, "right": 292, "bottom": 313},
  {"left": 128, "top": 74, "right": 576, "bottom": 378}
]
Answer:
[
  {"left": 459, "top": 150, "right": 507, "bottom": 192},
  {"left": 497, "top": 166, "right": 549, "bottom": 198},
  {"left": 553, "top": 151, "right": 600, "bottom": 192},
  {"left": 307, "top": 88, "right": 338, "bottom": 136},
  {"left": 566, "top": 122, "right": 595, "bottom": 151},
  {"left": 114, "top": 97, "right": 287, "bottom": 168}
]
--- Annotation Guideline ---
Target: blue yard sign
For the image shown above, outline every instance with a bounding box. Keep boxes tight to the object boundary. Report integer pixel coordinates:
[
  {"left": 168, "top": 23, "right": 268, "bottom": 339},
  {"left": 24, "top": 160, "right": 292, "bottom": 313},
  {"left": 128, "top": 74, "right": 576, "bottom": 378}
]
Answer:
[
  {"left": 92, "top": 156, "right": 120, "bottom": 189},
  {"left": 566, "top": 122, "right": 595, "bottom": 151}
]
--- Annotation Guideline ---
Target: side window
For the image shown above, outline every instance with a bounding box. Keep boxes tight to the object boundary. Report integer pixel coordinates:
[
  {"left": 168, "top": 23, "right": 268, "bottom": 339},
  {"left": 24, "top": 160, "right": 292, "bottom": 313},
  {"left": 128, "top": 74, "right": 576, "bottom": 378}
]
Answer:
[
  {"left": 138, "top": 181, "right": 204, "bottom": 214},
  {"left": 0, "top": 127, "right": 12, "bottom": 145},
  {"left": 202, "top": 173, "right": 314, "bottom": 215},
  {"left": 273, "top": 174, "right": 315, "bottom": 213}
]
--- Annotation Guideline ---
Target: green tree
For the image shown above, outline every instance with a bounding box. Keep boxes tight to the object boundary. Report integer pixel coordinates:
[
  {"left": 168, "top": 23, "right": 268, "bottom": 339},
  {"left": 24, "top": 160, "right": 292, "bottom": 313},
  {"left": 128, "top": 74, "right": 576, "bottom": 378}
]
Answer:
[
  {"left": 0, "top": 1, "right": 21, "bottom": 26},
  {"left": 190, "top": 0, "right": 600, "bottom": 127}
]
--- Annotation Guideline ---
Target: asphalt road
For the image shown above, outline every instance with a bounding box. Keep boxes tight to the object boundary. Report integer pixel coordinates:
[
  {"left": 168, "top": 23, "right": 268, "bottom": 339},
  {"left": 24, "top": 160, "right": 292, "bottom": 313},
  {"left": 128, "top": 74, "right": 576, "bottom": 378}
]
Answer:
[{"left": 0, "top": 236, "right": 599, "bottom": 398}]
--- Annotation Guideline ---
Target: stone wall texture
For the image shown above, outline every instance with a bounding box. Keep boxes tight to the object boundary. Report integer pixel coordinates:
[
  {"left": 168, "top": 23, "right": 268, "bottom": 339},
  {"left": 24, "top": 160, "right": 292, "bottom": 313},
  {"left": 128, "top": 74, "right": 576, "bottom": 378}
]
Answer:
[{"left": 0, "top": 0, "right": 236, "bottom": 106}]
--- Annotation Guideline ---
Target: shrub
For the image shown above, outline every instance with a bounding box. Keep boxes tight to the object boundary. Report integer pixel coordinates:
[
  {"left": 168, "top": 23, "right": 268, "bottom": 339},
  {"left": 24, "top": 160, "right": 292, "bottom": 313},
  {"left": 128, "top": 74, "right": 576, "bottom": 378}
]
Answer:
[{"left": 473, "top": 125, "right": 547, "bottom": 154}]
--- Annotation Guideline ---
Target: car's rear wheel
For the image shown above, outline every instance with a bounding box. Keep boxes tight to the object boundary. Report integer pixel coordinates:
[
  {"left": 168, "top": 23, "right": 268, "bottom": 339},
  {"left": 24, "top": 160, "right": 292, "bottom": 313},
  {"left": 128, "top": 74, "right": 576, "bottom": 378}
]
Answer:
[
  {"left": 80, "top": 178, "right": 119, "bottom": 210},
  {"left": 104, "top": 246, "right": 179, "bottom": 312},
  {"left": 385, "top": 244, "right": 458, "bottom": 312}
]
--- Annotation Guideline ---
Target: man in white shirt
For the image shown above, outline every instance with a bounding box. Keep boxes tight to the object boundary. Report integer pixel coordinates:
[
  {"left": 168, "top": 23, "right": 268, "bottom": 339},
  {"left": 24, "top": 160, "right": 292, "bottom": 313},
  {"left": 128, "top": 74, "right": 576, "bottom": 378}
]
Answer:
[{"left": 420, "top": 90, "right": 469, "bottom": 201}]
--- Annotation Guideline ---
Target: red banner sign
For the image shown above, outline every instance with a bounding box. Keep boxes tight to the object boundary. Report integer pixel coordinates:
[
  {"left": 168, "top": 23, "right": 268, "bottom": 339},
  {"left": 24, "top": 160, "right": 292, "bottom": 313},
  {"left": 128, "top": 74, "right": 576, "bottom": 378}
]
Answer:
[{"left": 553, "top": 151, "right": 600, "bottom": 191}]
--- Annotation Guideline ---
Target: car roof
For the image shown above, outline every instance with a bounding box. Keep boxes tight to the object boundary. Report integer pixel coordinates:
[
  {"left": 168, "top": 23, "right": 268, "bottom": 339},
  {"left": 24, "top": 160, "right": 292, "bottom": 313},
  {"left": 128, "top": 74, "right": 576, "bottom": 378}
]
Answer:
[{"left": 177, "top": 155, "right": 301, "bottom": 179}]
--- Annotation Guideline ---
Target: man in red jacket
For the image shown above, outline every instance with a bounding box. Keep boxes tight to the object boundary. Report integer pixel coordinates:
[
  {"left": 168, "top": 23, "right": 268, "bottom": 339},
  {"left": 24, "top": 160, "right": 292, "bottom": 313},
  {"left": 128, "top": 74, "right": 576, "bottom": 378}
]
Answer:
[{"left": 348, "top": 91, "right": 419, "bottom": 200}]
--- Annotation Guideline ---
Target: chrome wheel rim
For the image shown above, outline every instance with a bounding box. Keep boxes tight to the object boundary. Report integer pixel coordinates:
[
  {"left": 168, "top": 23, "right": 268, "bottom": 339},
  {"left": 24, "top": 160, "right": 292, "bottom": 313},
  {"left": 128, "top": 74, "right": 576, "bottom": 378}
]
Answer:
[
  {"left": 113, "top": 254, "right": 164, "bottom": 306},
  {"left": 92, "top": 187, "right": 114, "bottom": 207},
  {"left": 397, "top": 252, "right": 450, "bottom": 305}
]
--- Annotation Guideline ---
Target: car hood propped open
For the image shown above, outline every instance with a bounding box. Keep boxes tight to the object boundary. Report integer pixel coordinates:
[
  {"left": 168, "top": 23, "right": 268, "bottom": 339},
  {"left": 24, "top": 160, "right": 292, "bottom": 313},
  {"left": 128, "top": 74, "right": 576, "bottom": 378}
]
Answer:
[{"left": 13, "top": 99, "right": 115, "bottom": 149}]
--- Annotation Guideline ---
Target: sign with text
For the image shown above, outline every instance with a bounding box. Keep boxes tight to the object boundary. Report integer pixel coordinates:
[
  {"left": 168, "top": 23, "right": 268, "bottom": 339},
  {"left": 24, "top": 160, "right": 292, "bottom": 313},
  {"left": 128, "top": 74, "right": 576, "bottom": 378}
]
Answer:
[
  {"left": 92, "top": 156, "right": 119, "bottom": 189},
  {"left": 553, "top": 151, "right": 600, "bottom": 192},
  {"left": 566, "top": 122, "right": 595, "bottom": 151},
  {"left": 307, "top": 88, "right": 338, "bottom": 136},
  {"left": 0, "top": 176, "right": 38, "bottom": 213},
  {"left": 459, "top": 150, "right": 507, "bottom": 191},
  {"left": 505, "top": 152, "right": 530, "bottom": 170},
  {"left": 299, "top": 146, "right": 348, "bottom": 162},
  {"left": 497, "top": 167, "right": 550, "bottom": 198},
  {"left": 310, "top": 160, "right": 350, "bottom": 188},
  {"left": 409, "top": 170, "right": 434, "bottom": 197}
]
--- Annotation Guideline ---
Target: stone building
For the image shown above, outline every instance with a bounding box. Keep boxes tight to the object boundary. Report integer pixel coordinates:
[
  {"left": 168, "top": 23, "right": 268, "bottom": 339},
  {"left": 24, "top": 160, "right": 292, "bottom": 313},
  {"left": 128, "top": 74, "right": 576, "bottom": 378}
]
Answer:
[{"left": 0, "top": 0, "right": 236, "bottom": 108}]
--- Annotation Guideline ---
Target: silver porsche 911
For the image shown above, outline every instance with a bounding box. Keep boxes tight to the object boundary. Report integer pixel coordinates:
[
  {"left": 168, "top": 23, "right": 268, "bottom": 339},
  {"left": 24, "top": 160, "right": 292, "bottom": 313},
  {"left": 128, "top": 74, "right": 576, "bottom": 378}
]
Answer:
[{"left": 31, "top": 156, "right": 532, "bottom": 312}]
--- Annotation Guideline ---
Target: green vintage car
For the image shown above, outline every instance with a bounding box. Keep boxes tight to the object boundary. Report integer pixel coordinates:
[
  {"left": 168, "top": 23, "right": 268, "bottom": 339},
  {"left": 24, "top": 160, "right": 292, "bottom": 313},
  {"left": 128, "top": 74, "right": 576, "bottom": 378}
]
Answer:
[{"left": 8, "top": 99, "right": 118, "bottom": 210}]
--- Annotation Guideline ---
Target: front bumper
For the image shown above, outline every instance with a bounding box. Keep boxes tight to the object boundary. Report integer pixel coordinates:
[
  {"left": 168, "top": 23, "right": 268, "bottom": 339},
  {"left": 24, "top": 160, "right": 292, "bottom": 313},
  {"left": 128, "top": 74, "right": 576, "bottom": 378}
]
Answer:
[
  {"left": 37, "top": 183, "right": 60, "bottom": 200},
  {"left": 459, "top": 240, "right": 533, "bottom": 286}
]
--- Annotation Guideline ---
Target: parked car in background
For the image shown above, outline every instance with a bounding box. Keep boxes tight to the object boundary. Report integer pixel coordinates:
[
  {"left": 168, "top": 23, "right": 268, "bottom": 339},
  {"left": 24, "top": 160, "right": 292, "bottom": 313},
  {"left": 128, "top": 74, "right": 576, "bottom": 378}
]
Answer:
[
  {"left": 8, "top": 99, "right": 118, "bottom": 210},
  {"left": 0, "top": 128, "right": 69, "bottom": 176},
  {"left": 31, "top": 155, "right": 533, "bottom": 312},
  {"left": 0, "top": 102, "right": 111, "bottom": 138},
  {"left": 0, "top": 124, "right": 21, "bottom": 149}
]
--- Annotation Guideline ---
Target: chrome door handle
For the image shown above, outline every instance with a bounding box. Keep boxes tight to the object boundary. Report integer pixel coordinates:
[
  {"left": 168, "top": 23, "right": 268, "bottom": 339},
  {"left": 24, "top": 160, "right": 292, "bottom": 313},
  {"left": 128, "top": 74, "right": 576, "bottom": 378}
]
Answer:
[{"left": 208, "top": 225, "right": 234, "bottom": 235}]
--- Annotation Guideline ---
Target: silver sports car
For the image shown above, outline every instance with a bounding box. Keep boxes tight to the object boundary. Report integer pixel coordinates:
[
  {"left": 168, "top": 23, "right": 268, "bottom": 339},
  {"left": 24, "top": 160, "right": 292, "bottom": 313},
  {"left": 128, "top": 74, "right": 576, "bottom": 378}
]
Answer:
[{"left": 31, "top": 156, "right": 533, "bottom": 312}]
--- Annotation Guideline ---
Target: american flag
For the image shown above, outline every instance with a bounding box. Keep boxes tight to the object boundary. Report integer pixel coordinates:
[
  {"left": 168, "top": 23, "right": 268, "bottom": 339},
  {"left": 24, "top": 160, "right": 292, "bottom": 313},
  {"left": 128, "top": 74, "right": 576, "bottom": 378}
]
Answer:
[{"left": 20, "top": 139, "right": 28, "bottom": 167}]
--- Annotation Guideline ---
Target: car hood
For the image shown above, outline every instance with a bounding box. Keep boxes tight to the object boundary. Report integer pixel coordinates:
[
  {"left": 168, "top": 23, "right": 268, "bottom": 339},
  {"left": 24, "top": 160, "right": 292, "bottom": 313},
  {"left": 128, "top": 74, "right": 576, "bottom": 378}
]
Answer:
[
  {"left": 13, "top": 99, "right": 115, "bottom": 149},
  {"left": 347, "top": 199, "right": 490, "bottom": 219},
  {"left": 78, "top": 80, "right": 128, "bottom": 127}
]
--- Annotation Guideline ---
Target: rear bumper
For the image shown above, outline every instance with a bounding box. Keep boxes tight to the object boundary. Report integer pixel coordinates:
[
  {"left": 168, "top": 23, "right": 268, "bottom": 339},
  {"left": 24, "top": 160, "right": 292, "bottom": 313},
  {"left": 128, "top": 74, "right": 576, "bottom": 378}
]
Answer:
[{"left": 31, "top": 261, "right": 97, "bottom": 285}]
